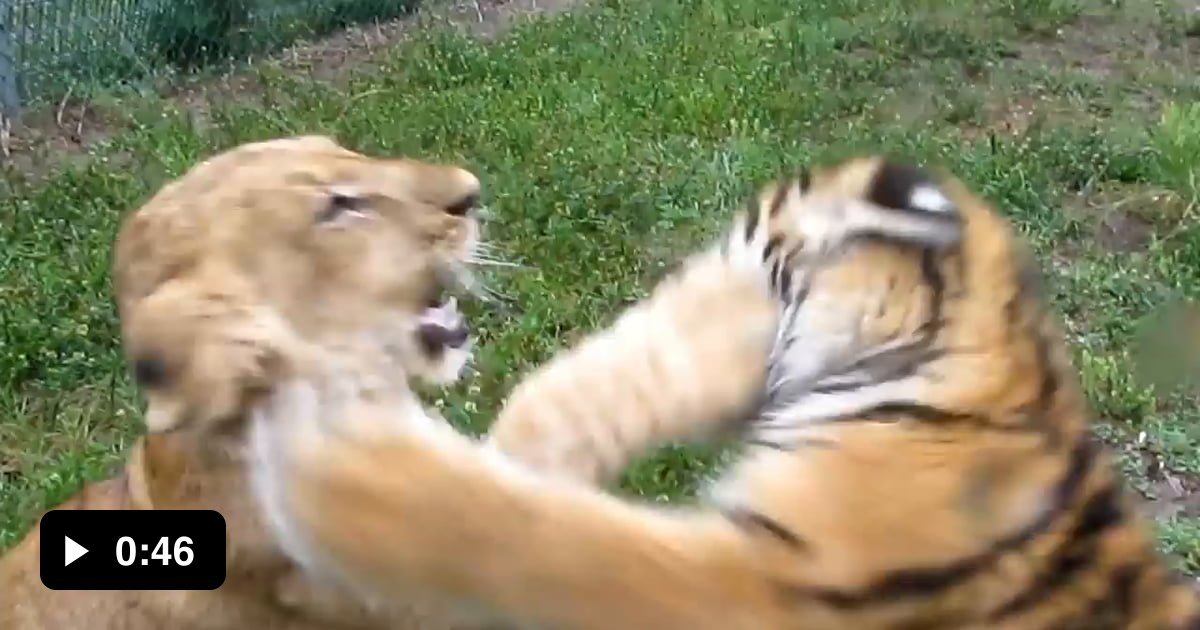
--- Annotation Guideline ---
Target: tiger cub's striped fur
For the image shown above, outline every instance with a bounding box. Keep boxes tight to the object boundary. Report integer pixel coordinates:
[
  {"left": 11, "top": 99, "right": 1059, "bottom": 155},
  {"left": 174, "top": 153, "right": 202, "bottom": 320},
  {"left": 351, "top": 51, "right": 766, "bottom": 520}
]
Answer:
[{"left": 249, "top": 157, "right": 1200, "bottom": 630}]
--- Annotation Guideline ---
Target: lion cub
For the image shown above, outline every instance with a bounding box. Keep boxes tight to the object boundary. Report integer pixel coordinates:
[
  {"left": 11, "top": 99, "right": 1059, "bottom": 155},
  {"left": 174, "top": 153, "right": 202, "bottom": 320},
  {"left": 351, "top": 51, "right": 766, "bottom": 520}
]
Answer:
[{"left": 3, "top": 135, "right": 494, "bottom": 629}]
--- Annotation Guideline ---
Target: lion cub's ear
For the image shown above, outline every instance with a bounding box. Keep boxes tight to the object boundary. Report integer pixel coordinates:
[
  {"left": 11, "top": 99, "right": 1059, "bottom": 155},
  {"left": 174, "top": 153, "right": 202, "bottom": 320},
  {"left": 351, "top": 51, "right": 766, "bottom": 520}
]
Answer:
[{"left": 122, "top": 270, "right": 301, "bottom": 434}]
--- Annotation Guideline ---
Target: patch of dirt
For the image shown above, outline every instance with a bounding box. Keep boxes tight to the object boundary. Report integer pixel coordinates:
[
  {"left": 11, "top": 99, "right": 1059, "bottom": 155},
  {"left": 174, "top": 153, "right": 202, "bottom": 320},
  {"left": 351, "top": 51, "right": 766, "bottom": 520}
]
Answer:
[
  {"left": 960, "top": 2, "right": 1196, "bottom": 140},
  {"left": 961, "top": 93, "right": 1082, "bottom": 141},
  {"left": 1126, "top": 429, "right": 1200, "bottom": 521},
  {"left": 1099, "top": 417, "right": 1200, "bottom": 529},
  {"left": 1094, "top": 210, "right": 1154, "bottom": 253},
  {"left": 1145, "top": 474, "right": 1200, "bottom": 521},
  {"left": 1015, "top": 15, "right": 1124, "bottom": 80},
  {"left": 1065, "top": 184, "right": 1191, "bottom": 253},
  {"left": 0, "top": 0, "right": 587, "bottom": 180},
  {"left": 950, "top": 3, "right": 1197, "bottom": 254},
  {"left": 0, "top": 90, "right": 127, "bottom": 177},
  {"left": 1016, "top": 6, "right": 1195, "bottom": 85}
]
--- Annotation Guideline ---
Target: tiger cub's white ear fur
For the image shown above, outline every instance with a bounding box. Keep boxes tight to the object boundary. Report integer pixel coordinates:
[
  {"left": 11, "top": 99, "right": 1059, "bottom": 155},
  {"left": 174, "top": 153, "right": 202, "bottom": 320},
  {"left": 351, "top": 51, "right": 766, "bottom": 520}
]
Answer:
[
  {"left": 841, "top": 160, "right": 963, "bottom": 249},
  {"left": 776, "top": 160, "right": 964, "bottom": 253},
  {"left": 838, "top": 194, "right": 962, "bottom": 249}
]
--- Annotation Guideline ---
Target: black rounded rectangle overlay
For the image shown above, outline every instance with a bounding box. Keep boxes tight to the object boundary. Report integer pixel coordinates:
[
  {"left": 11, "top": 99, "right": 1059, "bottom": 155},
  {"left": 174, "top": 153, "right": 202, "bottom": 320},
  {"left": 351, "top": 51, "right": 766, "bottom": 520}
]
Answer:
[{"left": 38, "top": 509, "right": 227, "bottom": 590}]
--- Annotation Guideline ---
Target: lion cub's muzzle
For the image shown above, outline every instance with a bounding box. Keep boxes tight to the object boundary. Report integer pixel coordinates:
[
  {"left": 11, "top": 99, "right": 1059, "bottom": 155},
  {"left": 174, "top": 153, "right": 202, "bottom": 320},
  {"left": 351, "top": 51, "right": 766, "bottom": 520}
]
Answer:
[{"left": 416, "top": 297, "right": 470, "bottom": 355}]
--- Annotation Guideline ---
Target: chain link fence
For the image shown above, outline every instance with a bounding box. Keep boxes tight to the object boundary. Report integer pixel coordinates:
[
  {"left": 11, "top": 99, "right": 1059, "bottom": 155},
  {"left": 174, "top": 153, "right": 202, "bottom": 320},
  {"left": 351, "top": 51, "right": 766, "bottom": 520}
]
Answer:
[
  {"left": 1, "top": 6, "right": 18, "bottom": 116},
  {"left": 0, "top": 0, "right": 421, "bottom": 117}
]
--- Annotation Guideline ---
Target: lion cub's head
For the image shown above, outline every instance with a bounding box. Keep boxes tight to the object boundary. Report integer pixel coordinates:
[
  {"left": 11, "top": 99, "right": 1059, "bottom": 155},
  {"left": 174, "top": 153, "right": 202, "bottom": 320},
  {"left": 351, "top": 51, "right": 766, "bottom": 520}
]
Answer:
[{"left": 113, "top": 135, "right": 483, "bottom": 434}]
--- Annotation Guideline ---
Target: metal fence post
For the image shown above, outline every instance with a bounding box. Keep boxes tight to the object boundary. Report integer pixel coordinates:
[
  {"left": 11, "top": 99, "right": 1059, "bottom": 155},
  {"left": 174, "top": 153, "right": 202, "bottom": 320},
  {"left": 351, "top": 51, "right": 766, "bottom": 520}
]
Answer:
[{"left": 0, "top": 0, "right": 18, "bottom": 118}]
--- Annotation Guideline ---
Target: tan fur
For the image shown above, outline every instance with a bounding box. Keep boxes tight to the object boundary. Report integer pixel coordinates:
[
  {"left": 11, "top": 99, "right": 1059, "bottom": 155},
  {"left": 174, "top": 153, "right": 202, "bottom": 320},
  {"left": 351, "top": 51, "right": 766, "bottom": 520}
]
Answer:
[
  {"left": 250, "top": 156, "right": 1200, "bottom": 630},
  {"left": 0, "top": 432, "right": 390, "bottom": 629},
  {"left": 0, "top": 135, "right": 510, "bottom": 629},
  {"left": 112, "top": 134, "right": 484, "bottom": 433}
]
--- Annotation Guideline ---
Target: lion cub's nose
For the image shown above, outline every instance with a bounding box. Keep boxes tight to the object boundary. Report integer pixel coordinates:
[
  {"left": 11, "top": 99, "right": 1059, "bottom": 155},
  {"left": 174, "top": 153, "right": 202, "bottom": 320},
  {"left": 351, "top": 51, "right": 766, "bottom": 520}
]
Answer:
[
  {"left": 443, "top": 168, "right": 481, "bottom": 216},
  {"left": 418, "top": 321, "right": 470, "bottom": 352}
]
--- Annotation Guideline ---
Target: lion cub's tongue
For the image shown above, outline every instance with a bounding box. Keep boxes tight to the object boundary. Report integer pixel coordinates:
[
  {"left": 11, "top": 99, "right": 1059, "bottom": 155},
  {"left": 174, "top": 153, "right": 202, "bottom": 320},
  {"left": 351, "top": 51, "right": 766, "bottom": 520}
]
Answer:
[{"left": 417, "top": 297, "right": 469, "bottom": 350}]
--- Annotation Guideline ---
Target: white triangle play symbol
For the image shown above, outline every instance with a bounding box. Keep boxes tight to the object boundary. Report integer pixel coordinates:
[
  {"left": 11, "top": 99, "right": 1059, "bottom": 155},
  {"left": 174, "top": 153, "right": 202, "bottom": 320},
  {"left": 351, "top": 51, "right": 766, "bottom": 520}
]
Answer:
[{"left": 64, "top": 536, "right": 88, "bottom": 567}]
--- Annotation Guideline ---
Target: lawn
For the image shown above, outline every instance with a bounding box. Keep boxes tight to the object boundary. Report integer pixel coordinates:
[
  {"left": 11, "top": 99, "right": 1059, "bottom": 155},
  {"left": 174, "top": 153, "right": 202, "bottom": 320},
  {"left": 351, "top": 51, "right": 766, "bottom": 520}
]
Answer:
[{"left": 2, "top": 0, "right": 1199, "bottom": 572}]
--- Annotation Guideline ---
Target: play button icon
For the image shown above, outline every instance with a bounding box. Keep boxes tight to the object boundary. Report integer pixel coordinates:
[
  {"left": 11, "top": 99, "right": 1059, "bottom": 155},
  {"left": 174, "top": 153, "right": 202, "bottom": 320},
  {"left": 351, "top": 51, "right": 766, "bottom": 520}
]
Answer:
[{"left": 63, "top": 536, "right": 88, "bottom": 567}]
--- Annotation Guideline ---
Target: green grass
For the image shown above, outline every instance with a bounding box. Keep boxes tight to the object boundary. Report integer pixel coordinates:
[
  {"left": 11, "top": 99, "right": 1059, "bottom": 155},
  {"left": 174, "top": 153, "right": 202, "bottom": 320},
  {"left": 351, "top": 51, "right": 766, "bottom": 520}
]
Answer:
[{"left": 2, "top": 0, "right": 1200, "bottom": 572}]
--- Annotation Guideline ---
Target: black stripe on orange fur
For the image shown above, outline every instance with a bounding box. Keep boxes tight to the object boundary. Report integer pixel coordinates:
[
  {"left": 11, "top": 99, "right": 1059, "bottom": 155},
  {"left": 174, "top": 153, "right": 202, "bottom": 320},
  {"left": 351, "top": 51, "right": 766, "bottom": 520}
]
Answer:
[
  {"left": 721, "top": 507, "right": 809, "bottom": 551},
  {"left": 807, "top": 250, "right": 950, "bottom": 399},
  {"left": 810, "top": 347, "right": 948, "bottom": 395},
  {"left": 744, "top": 436, "right": 837, "bottom": 452},
  {"left": 772, "top": 257, "right": 792, "bottom": 299},
  {"left": 851, "top": 402, "right": 976, "bottom": 424},
  {"left": 796, "top": 168, "right": 811, "bottom": 195},
  {"left": 920, "top": 251, "right": 946, "bottom": 330},
  {"left": 1108, "top": 562, "right": 1145, "bottom": 623},
  {"left": 781, "top": 434, "right": 1099, "bottom": 609},
  {"left": 764, "top": 236, "right": 784, "bottom": 263},
  {"left": 987, "top": 483, "right": 1126, "bottom": 620},
  {"left": 743, "top": 205, "right": 760, "bottom": 243},
  {"left": 768, "top": 178, "right": 793, "bottom": 217},
  {"left": 744, "top": 438, "right": 789, "bottom": 451}
]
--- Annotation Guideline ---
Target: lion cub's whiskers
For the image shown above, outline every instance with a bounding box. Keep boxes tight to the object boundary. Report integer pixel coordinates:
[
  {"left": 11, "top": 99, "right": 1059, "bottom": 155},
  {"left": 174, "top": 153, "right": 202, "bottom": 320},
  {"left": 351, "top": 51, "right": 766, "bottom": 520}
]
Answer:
[{"left": 467, "top": 254, "right": 524, "bottom": 269}]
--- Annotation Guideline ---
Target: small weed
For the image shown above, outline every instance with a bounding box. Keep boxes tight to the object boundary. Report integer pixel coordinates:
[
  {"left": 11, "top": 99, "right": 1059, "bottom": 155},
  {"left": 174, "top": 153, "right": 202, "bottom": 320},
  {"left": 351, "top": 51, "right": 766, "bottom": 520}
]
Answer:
[
  {"left": 999, "top": 0, "right": 1084, "bottom": 34},
  {"left": 1152, "top": 102, "right": 1200, "bottom": 207},
  {"left": 1159, "top": 516, "right": 1200, "bottom": 574}
]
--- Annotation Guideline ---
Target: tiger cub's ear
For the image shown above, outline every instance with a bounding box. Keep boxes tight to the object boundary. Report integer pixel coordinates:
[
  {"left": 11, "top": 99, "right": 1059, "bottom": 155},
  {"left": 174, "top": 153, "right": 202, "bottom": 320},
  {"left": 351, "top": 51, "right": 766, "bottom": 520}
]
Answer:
[
  {"left": 769, "top": 159, "right": 964, "bottom": 252},
  {"left": 840, "top": 160, "right": 963, "bottom": 249}
]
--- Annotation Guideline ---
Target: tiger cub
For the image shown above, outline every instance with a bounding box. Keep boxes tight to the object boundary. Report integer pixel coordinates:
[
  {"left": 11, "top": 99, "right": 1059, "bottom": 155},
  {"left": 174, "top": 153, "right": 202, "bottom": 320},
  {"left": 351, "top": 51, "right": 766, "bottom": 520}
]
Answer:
[{"left": 249, "top": 156, "right": 1200, "bottom": 630}]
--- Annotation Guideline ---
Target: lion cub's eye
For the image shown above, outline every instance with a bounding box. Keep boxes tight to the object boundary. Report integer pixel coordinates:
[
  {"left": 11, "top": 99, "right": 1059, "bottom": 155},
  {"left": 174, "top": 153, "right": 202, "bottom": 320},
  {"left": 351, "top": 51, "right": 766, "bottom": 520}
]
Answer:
[
  {"left": 444, "top": 192, "right": 480, "bottom": 217},
  {"left": 316, "top": 191, "right": 369, "bottom": 224}
]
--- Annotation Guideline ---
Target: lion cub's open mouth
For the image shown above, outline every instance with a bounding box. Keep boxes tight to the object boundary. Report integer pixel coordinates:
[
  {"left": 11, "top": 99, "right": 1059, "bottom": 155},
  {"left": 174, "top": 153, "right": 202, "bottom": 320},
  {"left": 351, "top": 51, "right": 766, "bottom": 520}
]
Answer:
[
  {"left": 417, "top": 287, "right": 470, "bottom": 356},
  {"left": 406, "top": 276, "right": 475, "bottom": 385}
]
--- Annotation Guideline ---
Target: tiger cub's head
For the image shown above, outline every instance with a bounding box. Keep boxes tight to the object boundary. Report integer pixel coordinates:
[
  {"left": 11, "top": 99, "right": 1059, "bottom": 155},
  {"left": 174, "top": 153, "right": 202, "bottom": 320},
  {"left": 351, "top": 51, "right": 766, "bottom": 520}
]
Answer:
[
  {"left": 732, "top": 157, "right": 1073, "bottom": 441},
  {"left": 113, "top": 135, "right": 486, "bottom": 434}
]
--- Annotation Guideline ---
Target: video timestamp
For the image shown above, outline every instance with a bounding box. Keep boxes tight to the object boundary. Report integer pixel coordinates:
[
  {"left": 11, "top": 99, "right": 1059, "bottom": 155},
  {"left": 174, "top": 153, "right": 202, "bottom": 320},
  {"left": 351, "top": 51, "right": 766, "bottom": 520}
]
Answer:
[
  {"left": 38, "top": 509, "right": 226, "bottom": 590},
  {"left": 115, "top": 534, "right": 195, "bottom": 567}
]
